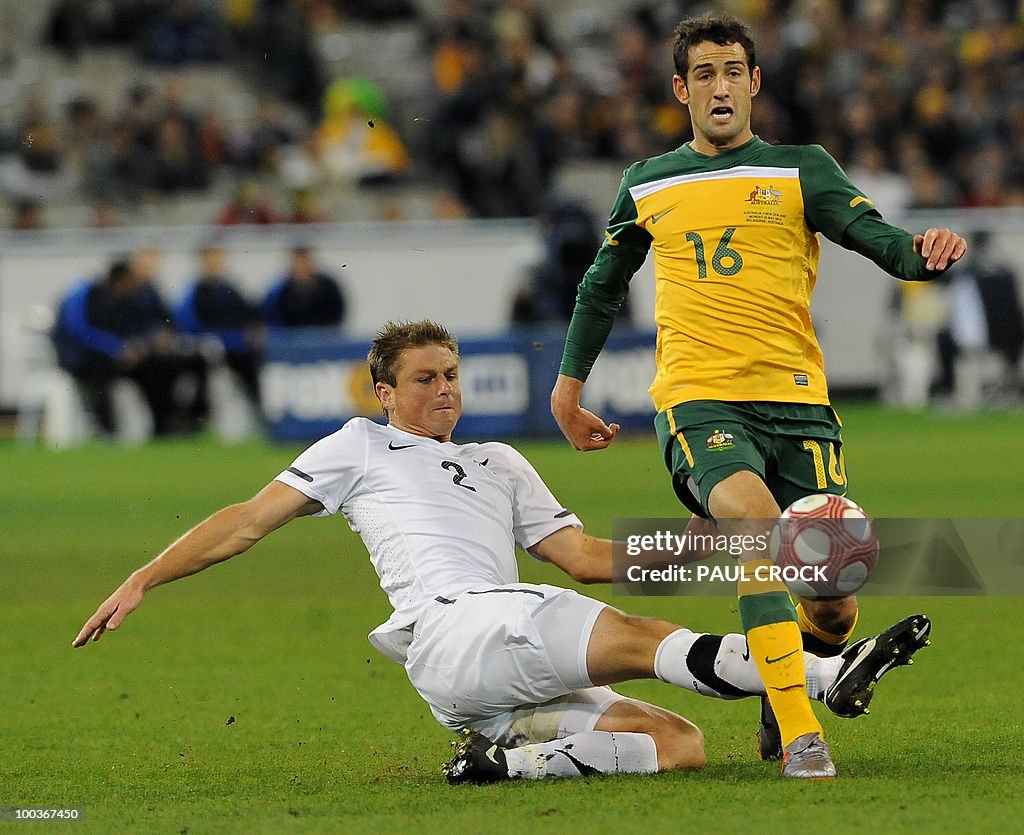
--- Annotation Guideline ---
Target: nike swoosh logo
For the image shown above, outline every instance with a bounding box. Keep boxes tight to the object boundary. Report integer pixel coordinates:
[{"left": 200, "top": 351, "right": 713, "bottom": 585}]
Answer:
[
  {"left": 604, "top": 230, "right": 619, "bottom": 247},
  {"left": 651, "top": 207, "right": 675, "bottom": 224},
  {"left": 475, "top": 458, "right": 489, "bottom": 466},
  {"left": 559, "top": 747, "right": 601, "bottom": 777},
  {"left": 849, "top": 195, "right": 874, "bottom": 208},
  {"left": 765, "top": 648, "right": 800, "bottom": 665},
  {"left": 831, "top": 638, "right": 876, "bottom": 689},
  {"left": 388, "top": 441, "right": 416, "bottom": 450}
]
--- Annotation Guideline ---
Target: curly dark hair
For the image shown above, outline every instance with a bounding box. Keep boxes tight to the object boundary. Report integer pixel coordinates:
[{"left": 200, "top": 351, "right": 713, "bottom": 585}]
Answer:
[{"left": 672, "top": 12, "right": 756, "bottom": 79}]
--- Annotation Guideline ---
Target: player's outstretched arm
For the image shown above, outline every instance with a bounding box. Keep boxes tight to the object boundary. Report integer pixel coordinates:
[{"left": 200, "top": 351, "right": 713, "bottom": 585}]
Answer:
[
  {"left": 72, "top": 482, "right": 322, "bottom": 647},
  {"left": 529, "top": 526, "right": 613, "bottom": 583},
  {"left": 551, "top": 374, "right": 620, "bottom": 451},
  {"left": 528, "top": 516, "right": 721, "bottom": 585}
]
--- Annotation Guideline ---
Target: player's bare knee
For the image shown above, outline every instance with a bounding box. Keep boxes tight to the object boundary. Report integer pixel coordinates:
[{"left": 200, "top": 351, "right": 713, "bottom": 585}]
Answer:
[
  {"left": 708, "top": 470, "right": 780, "bottom": 521},
  {"left": 598, "top": 606, "right": 675, "bottom": 659},
  {"left": 617, "top": 611, "right": 678, "bottom": 640},
  {"left": 596, "top": 699, "right": 704, "bottom": 770},
  {"left": 802, "top": 596, "right": 858, "bottom": 634},
  {"left": 652, "top": 716, "right": 705, "bottom": 771}
]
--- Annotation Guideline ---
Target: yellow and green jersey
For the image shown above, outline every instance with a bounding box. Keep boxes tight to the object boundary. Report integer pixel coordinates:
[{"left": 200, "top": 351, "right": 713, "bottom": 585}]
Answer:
[{"left": 560, "top": 136, "right": 932, "bottom": 410}]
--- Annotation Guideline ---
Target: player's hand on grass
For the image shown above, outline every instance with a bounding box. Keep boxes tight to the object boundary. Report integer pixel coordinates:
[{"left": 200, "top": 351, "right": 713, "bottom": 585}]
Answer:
[
  {"left": 914, "top": 227, "right": 968, "bottom": 271},
  {"left": 551, "top": 374, "right": 620, "bottom": 451},
  {"left": 72, "top": 578, "right": 144, "bottom": 647}
]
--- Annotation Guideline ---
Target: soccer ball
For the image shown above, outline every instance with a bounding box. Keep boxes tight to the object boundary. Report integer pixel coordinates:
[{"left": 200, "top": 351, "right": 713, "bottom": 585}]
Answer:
[{"left": 768, "top": 494, "right": 878, "bottom": 598}]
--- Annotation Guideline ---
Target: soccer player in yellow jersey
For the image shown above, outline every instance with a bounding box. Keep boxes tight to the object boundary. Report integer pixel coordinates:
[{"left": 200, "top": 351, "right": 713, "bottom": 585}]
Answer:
[{"left": 551, "top": 12, "right": 966, "bottom": 779}]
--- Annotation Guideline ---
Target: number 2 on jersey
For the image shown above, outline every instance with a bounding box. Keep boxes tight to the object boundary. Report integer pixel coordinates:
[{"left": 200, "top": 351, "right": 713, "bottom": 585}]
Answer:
[
  {"left": 441, "top": 460, "right": 477, "bottom": 492},
  {"left": 685, "top": 227, "right": 743, "bottom": 278}
]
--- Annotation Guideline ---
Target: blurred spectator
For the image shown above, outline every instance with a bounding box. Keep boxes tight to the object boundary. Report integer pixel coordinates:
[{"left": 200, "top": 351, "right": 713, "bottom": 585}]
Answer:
[
  {"left": 104, "top": 121, "right": 157, "bottom": 205},
  {"left": 217, "top": 179, "right": 281, "bottom": 225},
  {"left": 428, "top": 5, "right": 558, "bottom": 217},
  {"left": 153, "top": 115, "right": 209, "bottom": 192},
  {"left": 2, "top": 94, "right": 75, "bottom": 200},
  {"left": 91, "top": 202, "right": 120, "bottom": 228},
  {"left": 510, "top": 200, "right": 630, "bottom": 325},
  {"left": 433, "top": 189, "right": 470, "bottom": 219},
  {"left": 160, "top": 75, "right": 197, "bottom": 120},
  {"left": 148, "top": 77, "right": 212, "bottom": 192},
  {"left": 45, "top": 0, "right": 91, "bottom": 61},
  {"left": 277, "top": 135, "right": 321, "bottom": 190},
  {"left": 906, "top": 163, "right": 960, "bottom": 210},
  {"left": 10, "top": 197, "right": 45, "bottom": 230},
  {"left": 286, "top": 187, "right": 328, "bottom": 224},
  {"left": 65, "top": 97, "right": 112, "bottom": 201},
  {"left": 71, "top": 0, "right": 161, "bottom": 47},
  {"left": 195, "top": 109, "right": 229, "bottom": 170},
  {"left": 961, "top": 142, "right": 1015, "bottom": 207},
  {"left": 935, "top": 231, "right": 1023, "bottom": 402},
  {"left": 315, "top": 78, "right": 409, "bottom": 186},
  {"left": 21, "top": 107, "right": 71, "bottom": 175},
  {"left": 121, "top": 83, "right": 161, "bottom": 154},
  {"left": 138, "top": 0, "right": 226, "bottom": 66},
  {"left": 175, "top": 243, "right": 264, "bottom": 408},
  {"left": 262, "top": 245, "right": 346, "bottom": 328},
  {"left": 913, "top": 64, "right": 962, "bottom": 169},
  {"left": 51, "top": 251, "right": 205, "bottom": 436},
  {"left": 335, "top": 0, "right": 418, "bottom": 22},
  {"left": 846, "top": 142, "right": 914, "bottom": 219},
  {"left": 232, "top": 96, "right": 297, "bottom": 174},
  {"left": 250, "top": 0, "right": 325, "bottom": 121}
]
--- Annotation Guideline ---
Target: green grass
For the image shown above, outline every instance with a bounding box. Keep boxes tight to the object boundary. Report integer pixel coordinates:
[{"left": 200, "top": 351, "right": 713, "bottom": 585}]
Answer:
[{"left": 1, "top": 402, "right": 1022, "bottom": 833}]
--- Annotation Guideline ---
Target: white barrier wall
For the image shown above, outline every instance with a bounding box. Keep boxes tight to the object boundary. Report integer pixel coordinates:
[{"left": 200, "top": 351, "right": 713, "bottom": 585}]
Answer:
[
  {"left": 1, "top": 211, "right": 1021, "bottom": 410},
  {"left": 0, "top": 221, "right": 548, "bottom": 407}
]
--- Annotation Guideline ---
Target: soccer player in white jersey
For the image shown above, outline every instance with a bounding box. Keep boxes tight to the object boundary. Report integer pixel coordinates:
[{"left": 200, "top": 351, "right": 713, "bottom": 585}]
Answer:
[{"left": 73, "top": 320, "right": 930, "bottom": 782}]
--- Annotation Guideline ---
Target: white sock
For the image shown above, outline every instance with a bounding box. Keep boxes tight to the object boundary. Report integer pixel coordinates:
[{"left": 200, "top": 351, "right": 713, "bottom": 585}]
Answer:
[
  {"left": 654, "top": 628, "right": 842, "bottom": 701},
  {"left": 806, "top": 655, "right": 843, "bottom": 700},
  {"left": 503, "top": 731, "right": 658, "bottom": 779},
  {"left": 654, "top": 628, "right": 751, "bottom": 699}
]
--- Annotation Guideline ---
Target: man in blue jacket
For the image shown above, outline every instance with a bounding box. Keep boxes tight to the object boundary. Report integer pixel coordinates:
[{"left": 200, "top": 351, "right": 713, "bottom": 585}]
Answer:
[
  {"left": 175, "top": 243, "right": 264, "bottom": 407},
  {"left": 262, "top": 245, "right": 346, "bottom": 329},
  {"left": 53, "top": 253, "right": 202, "bottom": 436}
]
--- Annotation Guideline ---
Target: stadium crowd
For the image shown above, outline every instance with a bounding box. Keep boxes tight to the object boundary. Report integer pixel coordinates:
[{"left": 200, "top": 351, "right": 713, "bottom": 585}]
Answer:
[{"left": 1, "top": 0, "right": 1021, "bottom": 228}]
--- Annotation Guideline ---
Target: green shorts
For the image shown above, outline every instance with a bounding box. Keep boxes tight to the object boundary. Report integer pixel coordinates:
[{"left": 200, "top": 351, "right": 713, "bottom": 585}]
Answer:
[{"left": 654, "top": 400, "right": 848, "bottom": 518}]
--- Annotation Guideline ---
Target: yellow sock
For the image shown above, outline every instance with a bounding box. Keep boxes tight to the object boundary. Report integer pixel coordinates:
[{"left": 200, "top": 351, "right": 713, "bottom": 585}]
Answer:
[
  {"left": 738, "top": 560, "right": 823, "bottom": 748},
  {"left": 796, "top": 602, "right": 859, "bottom": 657}
]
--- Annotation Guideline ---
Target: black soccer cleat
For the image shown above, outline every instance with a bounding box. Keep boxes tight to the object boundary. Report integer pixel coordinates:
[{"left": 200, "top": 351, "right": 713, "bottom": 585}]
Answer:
[
  {"left": 823, "top": 614, "right": 932, "bottom": 719},
  {"left": 443, "top": 730, "right": 510, "bottom": 785},
  {"left": 757, "top": 696, "right": 783, "bottom": 761}
]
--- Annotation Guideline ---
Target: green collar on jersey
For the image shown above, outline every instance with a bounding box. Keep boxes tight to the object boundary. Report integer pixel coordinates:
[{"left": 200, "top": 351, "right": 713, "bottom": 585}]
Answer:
[{"left": 677, "top": 135, "right": 766, "bottom": 164}]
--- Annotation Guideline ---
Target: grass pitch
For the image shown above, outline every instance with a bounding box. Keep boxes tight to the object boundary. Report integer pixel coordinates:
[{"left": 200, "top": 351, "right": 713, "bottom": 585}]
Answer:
[{"left": 1, "top": 402, "right": 1021, "bottom": 833}]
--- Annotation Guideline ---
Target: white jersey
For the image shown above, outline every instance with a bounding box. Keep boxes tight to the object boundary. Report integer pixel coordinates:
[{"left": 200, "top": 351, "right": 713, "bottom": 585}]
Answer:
[{"left": 274, "top": 418, "right": 582, "bottom": 663}]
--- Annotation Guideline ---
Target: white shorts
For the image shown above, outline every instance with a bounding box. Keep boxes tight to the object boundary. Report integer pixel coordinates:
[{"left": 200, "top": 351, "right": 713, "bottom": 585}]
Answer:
[{"left": 404, "top": 583, "right": 624, "bottom": 745}]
